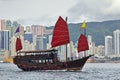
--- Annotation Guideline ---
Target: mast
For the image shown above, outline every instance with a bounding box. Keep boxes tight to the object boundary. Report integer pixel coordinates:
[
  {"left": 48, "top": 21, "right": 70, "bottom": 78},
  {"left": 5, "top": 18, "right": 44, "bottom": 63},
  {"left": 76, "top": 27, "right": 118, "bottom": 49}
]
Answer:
[
  {"left": 65, "top": 17, "right": 68, "bottom": 62},
  {"left": 82, "top": 21, "right": 87, "bottom": 57},
  {"left": 15, "top": 26, "right": 22, "bottom": 53},
  {"left": 78, "top": 21, "right": 89, "bottom": 56},
  {"left": 84, "top": 28, "right": 86, "bottom": 57}
]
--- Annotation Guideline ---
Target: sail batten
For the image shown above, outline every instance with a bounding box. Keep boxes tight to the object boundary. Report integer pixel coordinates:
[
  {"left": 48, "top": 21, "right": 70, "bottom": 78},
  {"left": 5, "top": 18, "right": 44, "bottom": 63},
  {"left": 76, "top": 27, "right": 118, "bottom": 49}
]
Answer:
[
  {"left": 51, "top": 16, "right": 70, "bottom": 48},
  {"left": 77, "top": 34, "right": 89, "bottom": 53}
]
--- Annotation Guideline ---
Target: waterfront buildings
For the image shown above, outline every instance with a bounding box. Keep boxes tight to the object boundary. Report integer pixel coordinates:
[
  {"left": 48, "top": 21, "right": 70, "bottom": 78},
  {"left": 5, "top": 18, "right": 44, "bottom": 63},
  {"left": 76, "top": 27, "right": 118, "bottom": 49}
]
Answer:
[
  {"left": 105, "top": 36, "right": 113, "bottom": 56},
  {"left": 0, "top": 18, "right": 120, "bottom": 61}
]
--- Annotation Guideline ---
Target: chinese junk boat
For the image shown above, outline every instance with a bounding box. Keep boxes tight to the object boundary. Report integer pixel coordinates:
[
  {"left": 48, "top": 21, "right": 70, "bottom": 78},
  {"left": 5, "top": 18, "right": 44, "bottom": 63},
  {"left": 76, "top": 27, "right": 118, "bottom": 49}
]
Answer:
[{"left": 13, "top": 16, "right": 93, "bottom": 71}]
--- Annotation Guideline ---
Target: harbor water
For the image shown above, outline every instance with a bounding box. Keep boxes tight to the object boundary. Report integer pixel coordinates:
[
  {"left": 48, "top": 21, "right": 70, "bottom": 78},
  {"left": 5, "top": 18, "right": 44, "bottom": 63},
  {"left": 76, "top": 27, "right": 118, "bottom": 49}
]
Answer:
[{"left": 0, "top": 63, "right": 120, "bottom": 80}]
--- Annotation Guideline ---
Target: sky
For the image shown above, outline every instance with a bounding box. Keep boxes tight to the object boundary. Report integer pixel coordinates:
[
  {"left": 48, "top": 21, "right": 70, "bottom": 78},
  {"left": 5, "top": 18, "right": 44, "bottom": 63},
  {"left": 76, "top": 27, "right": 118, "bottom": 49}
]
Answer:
[{"left": 0, "top": 0, "right": 120, "bottom": 26}]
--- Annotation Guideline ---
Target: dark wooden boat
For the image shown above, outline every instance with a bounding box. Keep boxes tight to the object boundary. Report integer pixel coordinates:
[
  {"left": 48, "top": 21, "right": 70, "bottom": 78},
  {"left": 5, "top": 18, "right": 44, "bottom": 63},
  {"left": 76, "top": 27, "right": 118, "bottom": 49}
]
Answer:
[{"left": 13, "top": 16, "right": 93, "bottom": 71}]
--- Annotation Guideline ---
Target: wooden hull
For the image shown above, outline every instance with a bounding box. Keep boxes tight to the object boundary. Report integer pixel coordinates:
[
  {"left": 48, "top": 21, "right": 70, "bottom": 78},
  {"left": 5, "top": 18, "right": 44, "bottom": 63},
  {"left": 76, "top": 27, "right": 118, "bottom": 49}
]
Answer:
[{"left": 13, "top": 55, "right": 92, "bottom": 71}]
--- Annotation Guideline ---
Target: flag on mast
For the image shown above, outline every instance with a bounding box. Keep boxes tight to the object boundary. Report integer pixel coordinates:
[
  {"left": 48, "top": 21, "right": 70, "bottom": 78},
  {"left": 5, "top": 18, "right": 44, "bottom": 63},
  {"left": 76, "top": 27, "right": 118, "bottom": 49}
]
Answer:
[
  {"left": 80, "top": 21, "right": 86, "bottom": 29},
  {"left": 15, "top": 27, "right": 20, "bottom": 33},
  {"left": 15, "top": 26, "right": 22, "bottom": 52}
]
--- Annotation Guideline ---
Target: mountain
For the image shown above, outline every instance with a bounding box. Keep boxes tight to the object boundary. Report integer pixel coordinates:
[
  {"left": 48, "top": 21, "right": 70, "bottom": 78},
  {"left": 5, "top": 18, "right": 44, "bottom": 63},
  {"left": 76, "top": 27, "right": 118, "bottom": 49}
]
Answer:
[{"left": 47, "top": 20, "right": 120, "bottom": 46}]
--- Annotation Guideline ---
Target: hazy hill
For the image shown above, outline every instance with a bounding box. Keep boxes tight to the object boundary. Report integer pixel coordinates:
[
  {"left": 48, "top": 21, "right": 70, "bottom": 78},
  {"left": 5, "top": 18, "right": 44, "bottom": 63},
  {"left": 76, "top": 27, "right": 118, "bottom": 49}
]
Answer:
[{"left": 47, "top": 20, "right": 120, "bottom": 46}]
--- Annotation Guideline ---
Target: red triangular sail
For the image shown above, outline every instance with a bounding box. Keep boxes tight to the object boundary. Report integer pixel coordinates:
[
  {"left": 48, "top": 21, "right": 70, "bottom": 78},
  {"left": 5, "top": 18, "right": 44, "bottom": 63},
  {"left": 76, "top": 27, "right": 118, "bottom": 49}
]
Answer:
[
  {"left": 16, "top": 38, "right": 22, "bottom": 52},
  {"left": 77, "top": 34, "right": 89, "bottom": 53},
  {"left": 51, "top": 16, "right": 70, "bottom": 47}
]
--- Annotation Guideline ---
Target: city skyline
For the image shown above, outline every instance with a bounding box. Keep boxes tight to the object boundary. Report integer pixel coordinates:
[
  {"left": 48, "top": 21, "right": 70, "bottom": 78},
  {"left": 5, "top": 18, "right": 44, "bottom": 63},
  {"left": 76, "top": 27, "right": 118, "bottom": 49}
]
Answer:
[
  {"left": 0, "top": 0, "right": 120, "bottom": 26},
  {"left": 0, "top": 19, "right": 120, "bottom": 62}
]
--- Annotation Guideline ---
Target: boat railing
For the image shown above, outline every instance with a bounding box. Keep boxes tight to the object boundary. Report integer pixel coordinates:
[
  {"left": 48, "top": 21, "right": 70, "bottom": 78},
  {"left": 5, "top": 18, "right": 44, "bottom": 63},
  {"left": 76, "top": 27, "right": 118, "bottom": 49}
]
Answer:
[{"left": 17, "top": 49, "right": 58, "bottom": 56}]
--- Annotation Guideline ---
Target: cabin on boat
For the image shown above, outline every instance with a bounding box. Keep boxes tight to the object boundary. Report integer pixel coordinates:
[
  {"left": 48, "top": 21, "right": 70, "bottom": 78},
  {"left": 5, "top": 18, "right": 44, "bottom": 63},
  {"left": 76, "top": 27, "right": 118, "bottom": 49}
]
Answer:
[{"left": 15, "top": 49, "right": 59, "bottom": 64}]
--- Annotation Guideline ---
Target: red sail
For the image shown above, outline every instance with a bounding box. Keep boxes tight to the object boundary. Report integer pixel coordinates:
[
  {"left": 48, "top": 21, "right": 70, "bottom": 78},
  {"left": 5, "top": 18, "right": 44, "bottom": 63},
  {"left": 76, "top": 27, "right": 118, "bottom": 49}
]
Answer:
[
  {"left": 77, "top": 34, "right": 89, "bottom": 53},
  {"left": 51, "top": 16, "right": 70, "bottom": 47},
  {"left": 16, "top": 38, "right": 22, "bottom": 52}
]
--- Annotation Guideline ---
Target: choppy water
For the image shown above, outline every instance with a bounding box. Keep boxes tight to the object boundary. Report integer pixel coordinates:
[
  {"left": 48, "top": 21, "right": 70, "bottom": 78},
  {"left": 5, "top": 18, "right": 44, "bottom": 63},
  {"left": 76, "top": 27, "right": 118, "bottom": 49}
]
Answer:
[{"left": 0, "top": 63, "right": 120, "bottom": 80}]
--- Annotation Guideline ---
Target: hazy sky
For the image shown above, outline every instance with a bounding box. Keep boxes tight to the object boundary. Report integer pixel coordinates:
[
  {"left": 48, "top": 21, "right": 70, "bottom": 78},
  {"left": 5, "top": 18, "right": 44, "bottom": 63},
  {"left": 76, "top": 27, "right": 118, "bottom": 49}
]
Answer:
[{"left": 0, "top": 0, "right": 120, "bottom": 26}]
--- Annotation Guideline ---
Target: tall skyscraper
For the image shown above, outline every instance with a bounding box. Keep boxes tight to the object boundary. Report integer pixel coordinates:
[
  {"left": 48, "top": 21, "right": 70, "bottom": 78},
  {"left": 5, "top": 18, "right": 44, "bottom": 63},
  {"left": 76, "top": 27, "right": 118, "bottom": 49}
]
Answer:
[
  {"left": 43, "top": 36, "right": 47, "bottom": 49},
  {"left": 36, "top": 35, "right": 43, "bottom": 50},
  {"left": 35, "top": 35, "right": 48, "bottom": 50},
  {"left": 5, "top": 20, "right": 12, "bottom": 42},
  {"left": 10, "top": 36, "right": 16, "bottom": 56},
  {"left": 113, "top": 29, "right": 120, "bottom": 54},
  {"left": 105, "top": 36, "right": 113, "bottom": 56},
  {"left": 0, "top": 30, "right": 10, "bottom": 51},
  {"left": 87, "top": 35, "right": 95, "bottom": 55},
  {"left": 47, "top": 35, "right": 52, "bottom": 48},
  {"left": 0, "top": 19, "right": 6, "bottom": 31},
  {"left": 88, "top": 35, "right": 92, "bottom": 43}
]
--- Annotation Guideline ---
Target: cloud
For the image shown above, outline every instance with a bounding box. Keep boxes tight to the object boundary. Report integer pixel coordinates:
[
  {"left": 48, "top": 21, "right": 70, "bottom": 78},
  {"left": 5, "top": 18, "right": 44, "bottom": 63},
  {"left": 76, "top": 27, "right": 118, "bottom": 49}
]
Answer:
[
  {"left": 106, "top": 0, "right": 120, "bottom": 15},
  {"left": 67, "top": 0, "right": 120, "bottom": 23},
  {"left": 1, "top": 0, "right": 120, "bottom": 26},
  {"left": 0, "top": 0, "right": 77, "bottom": 26},
  {"left": 17, "top": 15, "right": 58, "bottom": 26}
]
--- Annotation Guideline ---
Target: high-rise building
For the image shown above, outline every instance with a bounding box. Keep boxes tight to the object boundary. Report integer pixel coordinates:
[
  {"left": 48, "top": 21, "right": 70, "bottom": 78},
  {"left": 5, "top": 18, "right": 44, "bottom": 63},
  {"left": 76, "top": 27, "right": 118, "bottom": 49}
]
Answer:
[
  {"left": 87, "top": 35, "right": 95, "bottom": 55},
  {"left": 5, "top": 20, "right": 12, "bottom": 28},
  {"left": 43, "top": 36, "right": 48, "bottom": 49},
  {"left": 36, "top": 35, "right": 43, "bottom": 50},
  {"left": 105, "top": 36, "right": 113, "bottom": 56},
  {"left": 31, "top": 25, "right": 46, "bottom": 35},
  {"left": 47, "top": 35, "right": 52, "bottom": 49},
  {"left": 12, "top": 21, "right": 18, "bottom": 27},
  {"left": 10, "top": 36, "right": 16, "bottom": 56},
  {"left": 24, "top": 32, "right": 33, "bottom": 43},
  {"left": 0, "top": 30, "right": 10, "bottom": 51},
  {"left": 88, "top": 35, "right": 92, "bottom": 43},
  {"left": 0, "top": 19, "right": 6, "bottom": 31},
  {"left": 113, "top": 29, "right": 120, "bottom": 54},
  {"left": 35, "top": 35, "right": 48, "bottom": 50},
  {"left": 97, "top": 45, "right": 105, "bottom": 56}
]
